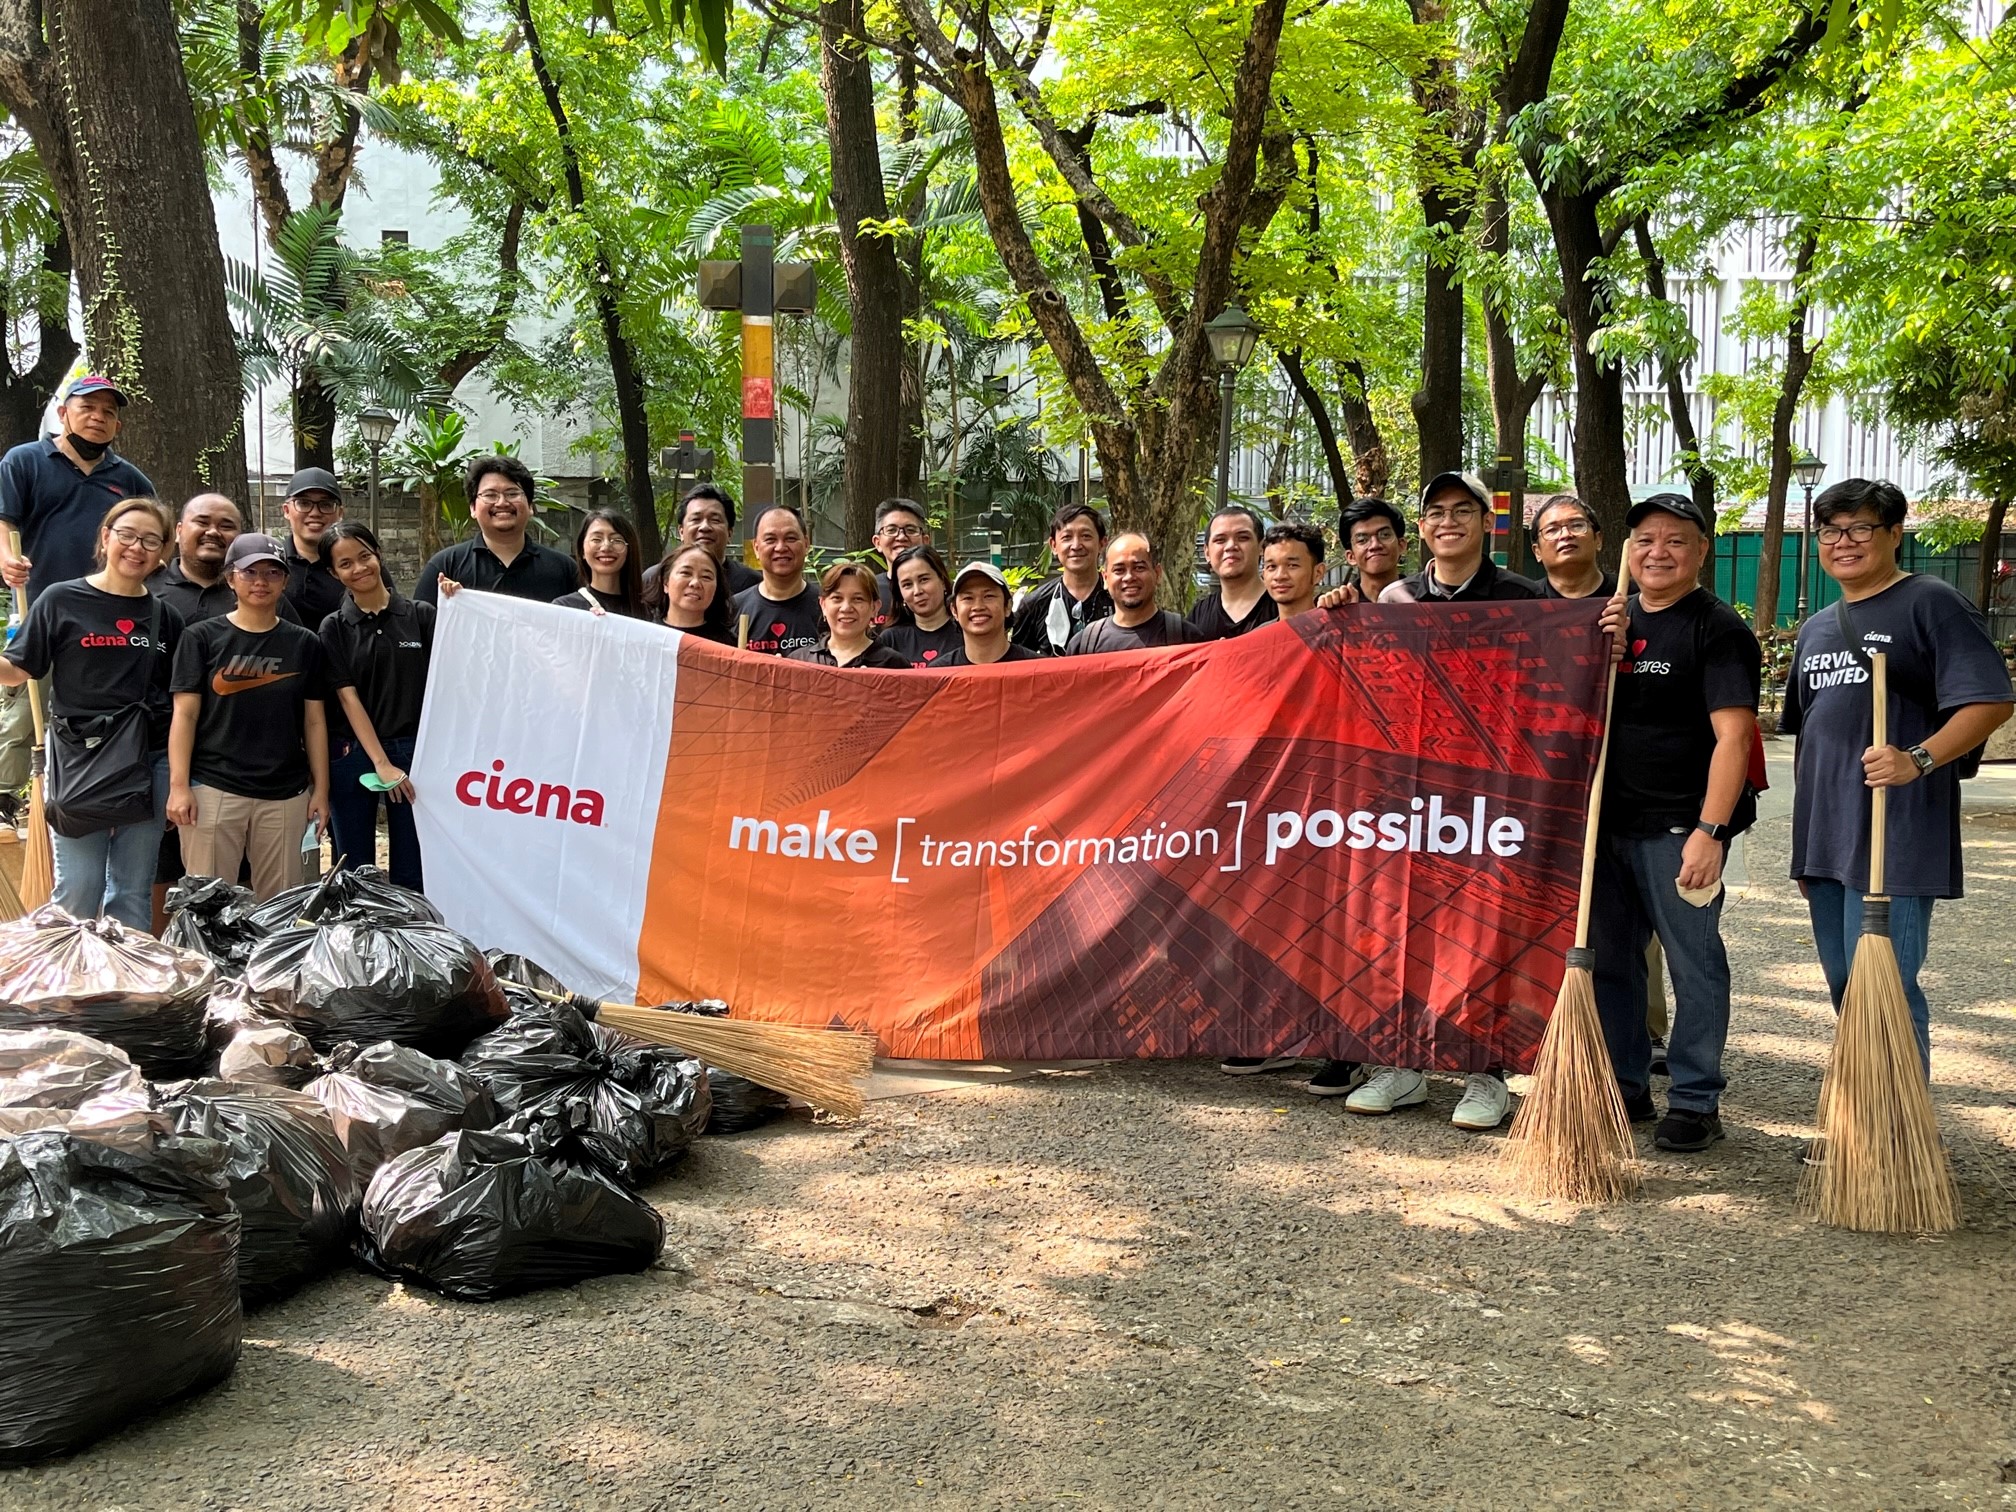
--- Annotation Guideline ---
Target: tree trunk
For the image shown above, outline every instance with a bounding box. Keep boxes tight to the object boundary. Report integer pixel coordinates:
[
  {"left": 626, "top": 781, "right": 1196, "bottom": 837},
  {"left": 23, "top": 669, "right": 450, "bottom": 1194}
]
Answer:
[
  {"left": 1635, "top": 218, "right": 1719, "bottom": 584},
  {"left": 0, "top": 0, "right": 249, "bottom": 505},
  {"left": 1277, "top": 349, "right": 1353, "bottom": 516},
  {"left": 1338, "top": 359, "right": 1388, "bottom": 497},
  {"left": 292, "top": 376, "right": 337, "bottom": 471},
  {"left": 515, "top": 0, "right": 661, "bottom": 562},
  {"left": 1754, "top": 232, "right": 1818, "bottom": 636},
  {"left": 0, "top": 227, "right": 77, "bottom": 443},
  {"left": 1537, "top": 186, "right": 1631, "bottom": 561},
  {"left": 895, "top": 57, "right": 925, "bottom": 501},
  {"left": 1980, "top": 496, "right": 2010, "bottom": 612},
  {"left": 821, "top": 0, "right": 907, "bottom": 547},
  {"left": 1412, "top": 189, "right": 1467, "bottom": 482},
  {"left": 1479, "top": 192, "right": 1546, "bottom": 575}
]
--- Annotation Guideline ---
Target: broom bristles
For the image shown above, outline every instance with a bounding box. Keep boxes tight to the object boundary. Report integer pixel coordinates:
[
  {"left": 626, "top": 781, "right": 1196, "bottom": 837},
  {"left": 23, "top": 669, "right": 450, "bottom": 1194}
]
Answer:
[
  {"left": 1504, "top": 957, "right": 1638, "bottom": 1202},
  {"left": 1798, "top": 931, "right": 1958, "bottom": 1233},
  {"left": 598, "top": 1004, "right": 878, "bottom": 1119}
]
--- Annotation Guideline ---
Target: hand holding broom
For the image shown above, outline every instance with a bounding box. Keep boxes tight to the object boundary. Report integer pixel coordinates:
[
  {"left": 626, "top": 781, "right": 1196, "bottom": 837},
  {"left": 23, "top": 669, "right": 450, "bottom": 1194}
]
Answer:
[{"left": 1798, "top": 650, "right": 1958, "bottom": 1233}]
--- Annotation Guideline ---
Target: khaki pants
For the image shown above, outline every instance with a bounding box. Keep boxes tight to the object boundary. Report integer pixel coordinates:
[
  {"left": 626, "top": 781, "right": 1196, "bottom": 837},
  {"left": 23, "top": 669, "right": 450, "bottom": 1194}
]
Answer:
[{"left": 180, "top": 785, "right": 309, "bottom": 902}]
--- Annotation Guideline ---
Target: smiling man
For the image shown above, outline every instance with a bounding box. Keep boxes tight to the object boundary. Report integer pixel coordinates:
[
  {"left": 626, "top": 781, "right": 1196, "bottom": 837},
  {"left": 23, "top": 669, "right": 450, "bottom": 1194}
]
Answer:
[
  {"left": 870, "top": 497, "right": 930, "bottom": 625},
  {"left": 940, "top": 561, "right": 1040, "bottom": 666},
  {"left": 1064, "top": 533, "right": 1207, "bottom": 655},
  {"left": 732, "top": 503, "right": 824, "bottom": 656},
  {"left": 415, "top": 456, "right": 576, "bottom": 606},
  {"left": 1340, "top": 496, "right": 1407, "bottom": 602},
  {"left": 276, "top": 467, "right": 355, "bottom": 626},
  {"left": 1011, "top": 503, "right": 1114, "bottom": 655},
  {"left": 1188, "top": 505, "right": 1278, "bottom": 640},
  {"left": 0, "top": 375, "right": 156, "bottom": 603},
  {"left": 674, "top": 484, "right": 760, "bottom": 593}
]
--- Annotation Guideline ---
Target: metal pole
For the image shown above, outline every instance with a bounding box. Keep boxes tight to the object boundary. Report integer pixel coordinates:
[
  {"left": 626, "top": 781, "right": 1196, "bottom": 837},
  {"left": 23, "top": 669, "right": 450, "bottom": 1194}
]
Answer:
[
  {"left": 1214, "top": 367, "right": 1236, "bottom": 514},
  {"left": 1795, "top": 481, "right": 1813, "bottom": 621},
  {"left": 367, "top": 444, "right": 382, "bottom": 535},
  {"left": 740, "top": 224, "right": 776, "bottom": 517}
]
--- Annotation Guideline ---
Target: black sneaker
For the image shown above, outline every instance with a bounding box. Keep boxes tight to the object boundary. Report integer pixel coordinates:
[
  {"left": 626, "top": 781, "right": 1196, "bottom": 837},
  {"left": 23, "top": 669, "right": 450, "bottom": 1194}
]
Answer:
[
  {"left": 1622, "top": 1089, "right": 1657, "bottom": 1123},
  {"left": 1649, "top": 1037, "right": 1669, "bottom": 1077},
  {"left": 1219, "top": 1055, "right": 1297, "bottom": 1075},
  {"left": 1654, "top": 1108, "right": 1725, "bottom": 1152},
  {"left": 1305, "top": 1060, "right": 1367, "bottom": 1097}
]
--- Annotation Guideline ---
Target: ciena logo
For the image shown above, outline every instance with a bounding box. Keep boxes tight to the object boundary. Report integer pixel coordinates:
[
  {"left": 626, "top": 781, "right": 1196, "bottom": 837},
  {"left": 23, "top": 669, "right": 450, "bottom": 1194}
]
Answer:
[{"left": 456, "top": 759, "right": 606, "bottom": 827}]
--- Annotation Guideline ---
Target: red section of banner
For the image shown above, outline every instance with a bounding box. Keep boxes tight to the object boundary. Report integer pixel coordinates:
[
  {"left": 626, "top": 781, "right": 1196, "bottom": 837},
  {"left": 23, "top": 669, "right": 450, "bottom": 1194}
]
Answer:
[{"left": 637, "top": 602, "right": 1608, "bottom": 1072}]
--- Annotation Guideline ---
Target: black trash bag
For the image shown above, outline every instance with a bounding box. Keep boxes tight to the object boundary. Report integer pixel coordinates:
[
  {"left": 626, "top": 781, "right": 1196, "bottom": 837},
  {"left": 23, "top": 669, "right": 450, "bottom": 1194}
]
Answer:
[
  {"left": 163, "top": 877, "right": 266, "bottom": 973},
  {"left": 166, "top": 1080, "right": 359, "bottom": 1304},
  {"left": 305, "top": 1041, "right": 499, "bottom": 1188},
  {"left": 357, "top": 1102, "right": 664, "bottom": 1302},
  {"left": 460, "top": 1002, "right": 709, "bottom": 1184},
  {"left": 247, "top": 865, "right": 444, "bottom": 934},
  {"left": 704, "top": 1066, "right": 790, "bottom": 1134},
  {"left": 0, "top": 1028, "right": 154, "bottom": 1137},
  {"left": 0, "top": 907, "right": 213, "bottom": 1077},
  {"left": 205, "top": 981, "right": 318, "bottom": 1088},
  {"left": 245, "top": 919, "right": 507, "bottom": 1058},
  {"left": 0, "top": 1123, "right": 242, "bottom": 1464},
  {"left": 484, "top": 950, "right": 605, "bottom": 1020}
]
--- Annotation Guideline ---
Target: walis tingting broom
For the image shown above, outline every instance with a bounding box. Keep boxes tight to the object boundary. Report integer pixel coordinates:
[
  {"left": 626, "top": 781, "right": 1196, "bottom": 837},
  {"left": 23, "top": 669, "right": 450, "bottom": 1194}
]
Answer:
[
  {"left": 1798, "top": 650, "right": 1958, "bottom": 1233},
  {"left": 2, "top": 530, "right": 51, "bottom": 916},
  {"left": 1504, "top": 655, "right": 1638, "bottom": 1203}
]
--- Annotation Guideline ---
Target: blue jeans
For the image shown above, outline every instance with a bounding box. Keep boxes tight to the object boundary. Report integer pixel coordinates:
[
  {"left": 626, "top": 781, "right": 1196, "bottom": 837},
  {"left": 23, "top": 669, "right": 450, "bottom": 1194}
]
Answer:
[
  {"left": 327, "top": 735, "right": 422, "bottom": 890},
  {"left": 1805, "top": 881, "right": 1934, "bottom": 1076},
  {"left": 52, "top": 753, "right": 168, "bottom": 932},
  {"left": 1589, "top": 825, "right": 1733, "bottom": 1113}
]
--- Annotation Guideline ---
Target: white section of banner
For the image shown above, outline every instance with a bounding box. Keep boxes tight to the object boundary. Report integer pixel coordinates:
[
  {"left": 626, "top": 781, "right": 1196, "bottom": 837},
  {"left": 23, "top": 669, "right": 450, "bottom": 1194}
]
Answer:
[{"left": 411, "top": 591, "right": 678, "bottom": 1000}]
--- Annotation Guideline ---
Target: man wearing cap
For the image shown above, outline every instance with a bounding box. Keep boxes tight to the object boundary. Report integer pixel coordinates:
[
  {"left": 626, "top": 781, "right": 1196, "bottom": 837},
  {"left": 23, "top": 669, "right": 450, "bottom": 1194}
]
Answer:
[
  {"left": 939, "top": 563, "right": 1041, "bottom": 666},
  {"left": 1345, "top": 471, "right": 1542, "bottom": 1132},
  {"left": 1587, "top": 492, "right": 1761, "bottom": 1152},
  {"left": 0, "top": 375, "right": 156, "bottom": 604},
  {"left": 276, "top": 467, "right": 351, "bottom": 626}
]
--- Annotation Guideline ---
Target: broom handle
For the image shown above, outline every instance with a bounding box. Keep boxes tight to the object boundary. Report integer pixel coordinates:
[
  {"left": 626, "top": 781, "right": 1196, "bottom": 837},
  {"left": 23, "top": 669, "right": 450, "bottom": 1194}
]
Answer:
[
  {"left": 1572, "top": 637, "right": 1624, "bottom": 951},
  {"left": 1869, "top": 650, "right": 1887, "bottom": 899},
  {"left": 0, "top": 526, "right": 43, "bottom": 744}
]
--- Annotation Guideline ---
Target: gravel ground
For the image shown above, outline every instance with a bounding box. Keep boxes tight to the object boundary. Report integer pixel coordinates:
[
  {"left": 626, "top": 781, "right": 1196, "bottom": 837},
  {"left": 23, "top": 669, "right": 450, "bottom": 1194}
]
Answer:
[{"left": 4, "top": 804, "right": 2015, "bottom": 1511}]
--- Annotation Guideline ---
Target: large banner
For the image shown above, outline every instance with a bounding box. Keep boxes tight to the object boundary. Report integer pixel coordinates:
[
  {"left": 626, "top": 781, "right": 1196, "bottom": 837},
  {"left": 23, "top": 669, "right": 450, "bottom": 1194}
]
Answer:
[{"left": 413, "top": 593, "right": 1608, "bottom": 1073}]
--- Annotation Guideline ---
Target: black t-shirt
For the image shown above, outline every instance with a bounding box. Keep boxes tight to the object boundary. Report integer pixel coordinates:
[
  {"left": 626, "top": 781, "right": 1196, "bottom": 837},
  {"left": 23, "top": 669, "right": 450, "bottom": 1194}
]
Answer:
[
  {"left": 939, "top": 642, "right": 1041, "bottom": 667},
  {"left": 149, "top": 559, "right": 302, "bottom": 626},
  {"left": 1011, "top": 576, "right": 1114, "bottom": 655},
  {"left": 1781, "top": 574, "right": 2013, "bottom": 897},
  {"left": 555, "top": 586, "right": 648, "bottom": 618},
  {"left": 7, "top": 579, "right": 184, "bottom": 749},
  {"left": 0, "top": 440, "right": 155, "bottom": 603},
  {"left": 414, "top": 537, "right": 579, "bottom": 605},
  {"left": 1187, "top": 586, "right": 1279, "bottom": 640},
  {"left": 1066, "top": 611, "right": 1209, "bottom": 656},
  {"left": 282, "top": 539, "right": 348, "bottom": 627},
  {"left": 733, "top": 582, "right": 825, "bottom": 656},
  {"left": 1604, "top": 589, "right": 1761, "bottom": 834},
  {"left": 170, "top": 617, "right": 327, "bottom": 800},
  {"left": 318, "top": 595, "right": 435, "bottom": 748},
  {"left": 1539, "top": 570, "right": 1618, "bottom": 601},
  {"left": 1389, "top": 559, "right": 1543, "bottom": 602},
  {"left": 881, "top": 620, "right": 962, "bottom": 667},
  {"left": 787, "top": 642, "right": 913, "bottom": 669}
]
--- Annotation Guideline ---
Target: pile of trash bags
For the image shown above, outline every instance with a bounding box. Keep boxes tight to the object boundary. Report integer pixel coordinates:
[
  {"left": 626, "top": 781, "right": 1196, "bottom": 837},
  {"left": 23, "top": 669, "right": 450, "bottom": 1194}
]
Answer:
[
  {"left": 0, "top": 1031, "right": 242, "bottom": 1465},
  {"left": 0, "top": 909, "right": 212, "bottom": 1076},
  {"left": 246, "top": 920, "right": 506, "bottom": 1057},
  {"left": 306, "top": 1041, "right": 498, "bottom": 1187}
]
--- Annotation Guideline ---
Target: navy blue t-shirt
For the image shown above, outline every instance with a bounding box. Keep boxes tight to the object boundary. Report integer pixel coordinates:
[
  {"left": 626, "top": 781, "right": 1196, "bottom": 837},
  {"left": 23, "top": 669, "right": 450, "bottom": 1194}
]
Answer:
[
  {"left": 1781, "top": 573, "right": 2012, "bottom": 897},
  {"left": 0, "top": 439, "right": 156, "bottom": 603}
]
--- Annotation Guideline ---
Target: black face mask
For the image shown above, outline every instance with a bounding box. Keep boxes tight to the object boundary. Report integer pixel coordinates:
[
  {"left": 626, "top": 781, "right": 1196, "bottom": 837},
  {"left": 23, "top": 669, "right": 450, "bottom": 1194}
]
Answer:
[{"left": 66, "top": 434, "right": 109, "bottom": 461}]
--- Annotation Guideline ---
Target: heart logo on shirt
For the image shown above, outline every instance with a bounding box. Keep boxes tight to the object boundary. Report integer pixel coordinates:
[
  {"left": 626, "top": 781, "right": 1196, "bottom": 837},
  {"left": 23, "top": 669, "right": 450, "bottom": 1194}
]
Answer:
[
  {"left": 921, "top": 649, "right": 938, "bottom": 662},
  {"left": 771, "top": 622, "right": 787, "bottom": 637},
  {"left": 115, "top": 619, "right": 134, "bottom": 634},
  {"left": 1619, "top": 637, "right": 1647, "bottom": 673}
]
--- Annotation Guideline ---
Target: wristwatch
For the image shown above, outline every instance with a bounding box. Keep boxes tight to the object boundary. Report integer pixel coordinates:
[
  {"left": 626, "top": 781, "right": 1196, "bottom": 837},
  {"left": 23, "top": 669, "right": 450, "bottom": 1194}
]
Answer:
[
  {"left": 1695, "top": 820, "right": 1729, "bottom": 842},
  {"left": 1906, "top": 744, "right": 1935, "bottom": 775}
]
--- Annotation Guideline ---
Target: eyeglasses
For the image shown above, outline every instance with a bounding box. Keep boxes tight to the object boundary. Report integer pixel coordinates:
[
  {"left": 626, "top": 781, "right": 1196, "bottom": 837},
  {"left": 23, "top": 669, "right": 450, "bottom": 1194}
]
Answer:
[
  {"left": 1350, "top": 528, "right": 1397, "bottom": 548},
  {"left": 1419, "top": 504, "right": 1483, "bottom": 524},
  {"left": 1818, "top": 522, "right": 1882, "bottom": 545},
  {"left": 1539, "top": 520, "right": 1593, "bottom": 540},
  {"left": 109, "top": 527, "right": 166, "bottom": 552},
  {"left": 879, "top": 523, "right": 925, "bottom": 541},
  {"left": 289, "top": 497, "right": 340, "bottom": 515},
  {"left": 474, "top": 489, "right": 528, "bottom": 505}
]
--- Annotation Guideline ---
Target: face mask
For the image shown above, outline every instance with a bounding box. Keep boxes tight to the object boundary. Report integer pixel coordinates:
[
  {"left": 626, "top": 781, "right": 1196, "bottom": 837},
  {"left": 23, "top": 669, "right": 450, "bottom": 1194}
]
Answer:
[{"left": 67, "top": 434, "right": 109, "bottom": 461}]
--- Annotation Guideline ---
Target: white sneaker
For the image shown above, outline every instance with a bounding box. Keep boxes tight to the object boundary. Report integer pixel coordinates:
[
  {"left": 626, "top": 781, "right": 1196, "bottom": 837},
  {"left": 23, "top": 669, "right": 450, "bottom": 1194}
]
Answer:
[
  {"left": 1451, "top": 1072, "right": 1511, "bottom": 1130},
  {"left": 1345, "top": 1067, "right": 1428, "bottom": 1114}
]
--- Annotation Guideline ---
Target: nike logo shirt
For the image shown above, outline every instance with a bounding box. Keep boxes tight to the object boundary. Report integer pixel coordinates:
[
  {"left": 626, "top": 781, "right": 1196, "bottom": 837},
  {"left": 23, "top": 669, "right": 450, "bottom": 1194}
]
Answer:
[{"left": 171, "top": 615, "right": 328, "bottom": 800}]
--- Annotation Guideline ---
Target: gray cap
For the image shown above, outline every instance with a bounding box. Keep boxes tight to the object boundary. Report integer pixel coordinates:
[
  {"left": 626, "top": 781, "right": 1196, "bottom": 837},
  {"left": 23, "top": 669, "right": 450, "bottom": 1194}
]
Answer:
[
  {"left": 224, "top": 532, "right": 287, "bottom": 571},
  {"left": 952, "top": 561, "right": 1010, "bottom": 594},
  {"left": 1418, "top": 470, "right": 1492, "bottom": 513},
  {"left": 284, "top": 467, "right": 342, "bottom": 503}
]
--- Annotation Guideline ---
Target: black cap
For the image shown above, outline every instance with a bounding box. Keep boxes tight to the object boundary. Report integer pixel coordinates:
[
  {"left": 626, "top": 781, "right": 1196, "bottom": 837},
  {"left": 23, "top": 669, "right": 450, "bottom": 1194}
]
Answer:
[
  {"left": 1625, "top": 492, "right": 1710, "bottom": 533},
  {"left": 1418, "top": 471, "right": 1491, "bottom": 513},
  {"left": 284, "top": 467, "right": 342, "bottom": 502}
]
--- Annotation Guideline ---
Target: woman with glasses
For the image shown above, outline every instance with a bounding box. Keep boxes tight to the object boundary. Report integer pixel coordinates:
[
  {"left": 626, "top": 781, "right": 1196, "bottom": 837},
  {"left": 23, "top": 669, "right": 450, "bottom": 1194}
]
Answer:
[
  {"left": 880, "top": 545, "right": 962, "bottom": 666},
  {"left": 0, "top": 497, "right": 183, "bottom": 929},
  {"left": 1532, "top": 495, "right": 1615, "bottom": 599},
  {"left": 168, "top": 532, "right": 331, "bottom": 901},
  {"left": 557, "top": 510, "right": 649, "bottom": 618}
]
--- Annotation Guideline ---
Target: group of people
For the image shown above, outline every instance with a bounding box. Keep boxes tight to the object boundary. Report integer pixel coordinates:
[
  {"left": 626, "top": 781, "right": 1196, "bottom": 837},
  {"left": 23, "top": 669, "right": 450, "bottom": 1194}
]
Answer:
[{"left": 1, "top": 376, "right": 2008, "bottom": 1154}]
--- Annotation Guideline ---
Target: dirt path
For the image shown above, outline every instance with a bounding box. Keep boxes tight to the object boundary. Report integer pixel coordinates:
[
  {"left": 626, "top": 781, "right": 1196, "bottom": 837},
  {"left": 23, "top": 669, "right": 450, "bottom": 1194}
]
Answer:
[{"left": 4, "top": 813, "right": 2013, "bottom": 1511}]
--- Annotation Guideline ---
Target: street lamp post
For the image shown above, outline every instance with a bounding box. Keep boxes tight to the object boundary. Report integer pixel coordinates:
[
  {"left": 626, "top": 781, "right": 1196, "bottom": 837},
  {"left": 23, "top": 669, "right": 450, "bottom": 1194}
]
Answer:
[
  {"left": 1204, "top": 304, "right": 1260, "bottom": 516},
  {"left": 357, "top": 406, "right": 398, "bottom": 535},
  {"left": 1792, "top": 449, "right": 1826, "bottom": 621}
]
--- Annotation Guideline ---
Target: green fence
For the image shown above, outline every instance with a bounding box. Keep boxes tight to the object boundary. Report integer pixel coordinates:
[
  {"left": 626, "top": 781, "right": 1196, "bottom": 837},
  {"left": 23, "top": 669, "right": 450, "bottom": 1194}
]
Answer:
[{"left": 1708, "top": 532, "right": 1980, "bottom": 626}]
